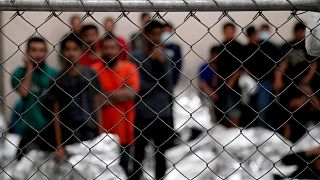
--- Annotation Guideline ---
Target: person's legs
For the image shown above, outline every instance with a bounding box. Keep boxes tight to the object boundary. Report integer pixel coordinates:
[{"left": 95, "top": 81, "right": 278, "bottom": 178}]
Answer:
[
  {"left": 130, "top": 118, "right": 149, "bottom": 180},
  {"left": 120, "top": 144, "right": 131, "bottom": 176},
  {"left": 155, "top": 148, "right": 167, "bottom": 180},
  {"left": 255, "top": 80, "right": 273, "bottom": 128},
  {"left": 152, "top": 117, "right": 175, "bottom": 180},
  {"left": 225, "top": 92, "right": 242, "bottom": 127}
]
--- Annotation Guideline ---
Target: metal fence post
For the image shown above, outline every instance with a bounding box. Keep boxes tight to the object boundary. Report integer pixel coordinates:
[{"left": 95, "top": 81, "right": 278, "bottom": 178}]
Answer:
[{"left": 0, "top": 0, "right": 318, "bottom": 12}]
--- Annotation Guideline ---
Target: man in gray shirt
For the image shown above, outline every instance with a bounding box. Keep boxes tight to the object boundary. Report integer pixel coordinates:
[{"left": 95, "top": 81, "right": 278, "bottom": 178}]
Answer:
[{"left": 130, "top": 20, "right": 175, "bottom": 180}]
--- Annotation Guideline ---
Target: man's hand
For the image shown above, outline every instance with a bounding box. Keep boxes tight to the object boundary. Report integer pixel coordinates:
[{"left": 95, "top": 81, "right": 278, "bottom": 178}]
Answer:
[
  {"left": 306, "top": 146, "right": 320, "bottom": 157},
  {"left": 226, "top": 78, "right": 236, "bottom": 90},
  {"left": 18, "top": 57, "right": 35, "bottom": 97},
  {"left": 273, "top": 78, "right": 284, "bottom": 92},
  {"left": 150, "top": 46, "right": 165, "bottom": 63},
  {"left": 23, "top": 57, "right": 35, "bottom": 71},
  {"left": 54, "top": 146, "right": 67, "bottom": 163},
  {"left": 306, "top": 146, "right": 320, "bottom": 172},
  {"left": 299, "top": 84, "right": 313, "bottom": 97}
]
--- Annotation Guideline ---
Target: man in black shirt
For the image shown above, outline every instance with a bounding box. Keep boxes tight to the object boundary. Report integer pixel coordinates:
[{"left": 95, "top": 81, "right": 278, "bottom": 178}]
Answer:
[
  {"left": 274, "top": 22, "right": 313, "bottom": 91},
  {"left": 244, "top": 26, "right": 280, "bottom": 128},
  {"left": 216, "top": 23, "right": 245, "bottom": 127},
  {"left": 48, "top": 34, "right": 103, "bottom": 163},
  {"left": 272, "top": 22, "right": 320, "bottom": 142},
  {"left": 130, "top": 20, "right": 175, "bottom": 180}
]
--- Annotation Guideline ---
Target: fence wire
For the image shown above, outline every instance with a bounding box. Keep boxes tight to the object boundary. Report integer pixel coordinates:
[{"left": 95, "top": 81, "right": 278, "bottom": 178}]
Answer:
[{"left": 0, "top": 0, "right": 320, "bottom": 180}]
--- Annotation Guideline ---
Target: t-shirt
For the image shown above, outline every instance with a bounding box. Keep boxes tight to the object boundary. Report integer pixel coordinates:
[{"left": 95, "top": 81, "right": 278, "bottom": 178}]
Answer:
[
  {"left": 92, "top": 61, "right": 140, "bottom": 145},
  {"left": 281, "top": 40, "right": 312, "bottom": 84},
  {"left": 47, "top": 67, "right": 101, "bottom": 145},
  {"left": 131, "top": 49, "right": 173, "bottom": 120},
  {"left": 165, "top": 43, "right": 183, "bottom": 85},
  {"left": 11, "top": 64, "right": 58, "bottom": 136},
  {"left": 244, "top": 41, "right": 280, "bottom": 81},
  {"left": 199, "top": 63, "right": 216, "bottom": 88},
  {"left": 216, "top": 40, "right": 245, "bottom": 93}
]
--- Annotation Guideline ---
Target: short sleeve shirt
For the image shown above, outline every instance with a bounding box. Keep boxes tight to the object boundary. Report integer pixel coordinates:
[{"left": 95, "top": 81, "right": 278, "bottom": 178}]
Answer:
[
  {"left": 47, "top": 67, "right": 102, "bottom": 144},
  {"left": 11, "top": 64, "right": 58, "bottom": 136},
  {"left": 92, "top": 60, "right": 140, "bottom": 145}
]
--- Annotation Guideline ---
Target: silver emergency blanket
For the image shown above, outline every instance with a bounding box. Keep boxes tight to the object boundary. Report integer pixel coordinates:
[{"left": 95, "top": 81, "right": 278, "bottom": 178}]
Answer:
[
  {"left": 173, "top": 92, "right": 213, "bottom": 142},
  {"left": 0, "top": 113, "right": 6, "bottom": 135},
  {"left": 292, "top": 122, "right": 320, "bottom": 153},
  {"left": 0, "top": 134, "right": 21, "bottom": 180},
  {"left": 0, "top": 134, "right": 126, "bottom": 180},
  {"left": 167, "top": 93, "right": 299, "bottom": 180},
  {"left": 306, "top": 12, "right": 320, "bottom": 57}
]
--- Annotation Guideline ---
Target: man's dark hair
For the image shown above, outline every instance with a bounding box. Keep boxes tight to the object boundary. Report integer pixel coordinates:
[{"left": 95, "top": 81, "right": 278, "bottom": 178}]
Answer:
[
  {"left": 223, "top": 22, "right": 235, "bottom": 30},
  {"left": 141, "top": 13, "right": 150, "bottom": 20},
  {"left": 27, "top": 37, "right": 46, "bottom": 50},
  {"left": 80, "top": 24, "right": 99, "bottom": 35},
  {"left": 294, "top": 22, "right": 306, "bottom": 32},
  {"left": 101, "top": 33, "right": 118, "bottom": 44},
  {"left": 246, "top": 26, "right": 256, "bottom": 37},
  {"left": 60, "top": 34, "right": 83, "bottom": 51},
  {"left": 210, "top": 46, "right": 220, "bottom": 55},
  {"left": 260, "top": 23, "right": 270, "bottom": 31},
  {"left": 144, "top": 20, "right": 163, "bottom": 34}
]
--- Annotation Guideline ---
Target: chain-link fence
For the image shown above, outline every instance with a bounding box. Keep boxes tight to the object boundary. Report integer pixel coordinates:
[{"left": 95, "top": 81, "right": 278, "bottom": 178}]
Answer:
[{"left": 1, "top": 0, "right": 320, "bottom": 179}]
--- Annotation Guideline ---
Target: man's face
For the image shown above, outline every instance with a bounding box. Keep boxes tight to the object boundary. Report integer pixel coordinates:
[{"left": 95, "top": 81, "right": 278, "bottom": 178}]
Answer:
[
  {"left": 294, "top": 29, "right": 305, "bottom": 41},
  {"left": 27, "top": 42, "right": 47, "bottom": 65},
  {"left": 62, "top": 41, "right": 82, "bottom": 65},
  {"left": 101, "top": 39, "right": 120, "bottom": 65},
  {"left": 104, "top": 20, "right": 114, "bottom": 33},
  {"left": 82, "top": 29, "right": 99, "bottom": 45},
  {"left": 210, "top": 51, "right": 218, "bottom": 61},
  {"left": 223, "top": 26, "right": 236, "bottom": 41},
  {"left": 71, "top": 17, "right": 81, "bottom": 32},
  {"left": 141, "top": 15, "right": 151, "bottom": 27},
  {"left": 147, "top": 27, "right": 162, "bottom": 45}
]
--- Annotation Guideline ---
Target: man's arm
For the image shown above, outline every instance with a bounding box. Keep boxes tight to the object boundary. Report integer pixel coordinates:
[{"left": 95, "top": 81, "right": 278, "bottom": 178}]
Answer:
[
  {"left": 301, "top": 61, "right": 318, "bottom": 85},
  {"left": 149, "top": 46, "right": 172, "bottom": 91},
  {"left": 17, "top": 58, "right": 34, "bottom": 97},
  {"left": 131, "top": 47, "right": 171, "bottom": 94},
  {"left": 226, "top": 70, "right": 241, "bottom": 90},
  {"left": 199, "top": 80, "right": 219, "bottom": 101},
  {"left": 273, "top": 58, "right": 289, "bottom": 92},
  {"left": 53, "top": 101, "right": 67, "bottom": 163},
  {"left": 93, "top": 94, "right": 104, "bottom": 134},
  {"left": 103, "top": 87, "right": 136, "bottom": 106},
  {"left": 104, "top": 66, "right": 139, "bottom": 106}
]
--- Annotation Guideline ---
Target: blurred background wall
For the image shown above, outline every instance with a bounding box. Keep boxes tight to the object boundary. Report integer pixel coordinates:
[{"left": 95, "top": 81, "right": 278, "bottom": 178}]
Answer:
[{"left": 0, "top": 11, "right": 309, "bottom": 118}]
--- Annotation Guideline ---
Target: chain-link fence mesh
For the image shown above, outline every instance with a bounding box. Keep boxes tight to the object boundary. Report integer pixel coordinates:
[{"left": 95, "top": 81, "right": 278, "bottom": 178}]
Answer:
[{"left": 0, "top": 0, "right": 320, "bottom": 179}]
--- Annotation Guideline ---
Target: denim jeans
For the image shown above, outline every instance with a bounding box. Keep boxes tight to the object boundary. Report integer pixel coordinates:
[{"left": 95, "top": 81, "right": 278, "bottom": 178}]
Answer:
[{"left": 253, "top": 80, "right": 273, "bottom": 128}]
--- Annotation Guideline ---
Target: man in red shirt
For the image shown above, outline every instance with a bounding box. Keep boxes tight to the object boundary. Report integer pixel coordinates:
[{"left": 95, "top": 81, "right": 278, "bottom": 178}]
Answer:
[{"left": 92, "top": 34, "right": 140, "bottom": 175}]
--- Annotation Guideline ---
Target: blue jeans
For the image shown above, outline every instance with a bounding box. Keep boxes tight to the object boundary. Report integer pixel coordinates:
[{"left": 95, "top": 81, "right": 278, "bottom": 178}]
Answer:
[{"left": 254, "top": 80, "right": 273, "bottom": 128}]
